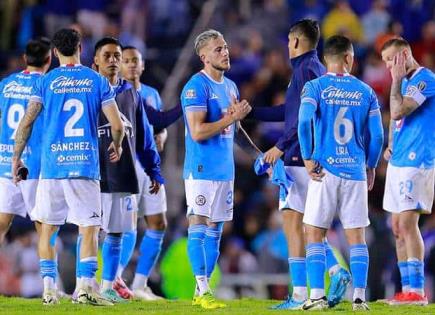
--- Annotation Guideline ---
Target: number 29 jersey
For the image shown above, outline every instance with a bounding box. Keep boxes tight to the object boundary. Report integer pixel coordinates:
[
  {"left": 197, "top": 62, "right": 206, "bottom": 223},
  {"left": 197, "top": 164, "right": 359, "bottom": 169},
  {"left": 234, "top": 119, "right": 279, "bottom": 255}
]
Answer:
[
  {"left": 301, "top": 73, "right": 381, "bottom": 180},
  {"left": 30, "top": 64, "right": 116, "bottom": 179},
  {"left": 0, "top": 71, "right": 43, "bottom": 179}
]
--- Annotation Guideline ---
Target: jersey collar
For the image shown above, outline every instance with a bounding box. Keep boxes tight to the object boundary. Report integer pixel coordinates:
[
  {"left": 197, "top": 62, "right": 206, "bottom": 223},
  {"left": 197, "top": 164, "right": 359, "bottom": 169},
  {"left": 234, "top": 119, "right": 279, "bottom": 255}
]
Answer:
[
  {"left": 290, "top": 49, "right": 318, "bottom": 67},
  {"left": 326, "top": 72, "right": 351, "bottom": 77},
  {"left": 60, "top": 64, "right": 82, "bottom": 67},
  {"left": 200, "top": 70, "right": 224, "bottom": 84}
]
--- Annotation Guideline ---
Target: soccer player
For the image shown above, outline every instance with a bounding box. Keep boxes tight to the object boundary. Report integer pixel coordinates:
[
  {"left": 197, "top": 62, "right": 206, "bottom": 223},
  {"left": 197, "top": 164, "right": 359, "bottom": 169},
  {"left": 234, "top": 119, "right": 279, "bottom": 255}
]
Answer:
[
  {"left": 181, "top": 29, "right": 251, "bottom": 309},
  {"left": 115, "top": 46, "right": 183, "bottom": 300},
  {"left": 247, "top": 19, "right": 350, "bottom": 309},
  {"left": 298, "top": 35, "right": 384, "bottom": 311},
  {"left": 78, "top": 37, "right": 163, "bottom": 303},
  {"left": 12, "top": 28, "right": 125, "bottom": 306},
  {"left": 381, "top": 38, "right": 434, "bottom": 306},
  {"left": 0, "top": 37, "right": 51, "bottom": 244}
]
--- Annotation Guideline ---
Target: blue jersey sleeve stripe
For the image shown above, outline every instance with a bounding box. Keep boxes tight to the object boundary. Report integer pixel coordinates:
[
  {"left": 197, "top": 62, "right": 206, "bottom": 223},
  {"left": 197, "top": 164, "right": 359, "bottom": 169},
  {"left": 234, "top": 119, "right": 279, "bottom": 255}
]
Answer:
[
  {"left": 29, "top": 95, "right": 42, "bottom": 103},
  {"left": 301, "top": 97, "right": 317, "bottom": 107},
  {"left": 101, "top": 98, "right": 116, "bottom": 107},
  {"left": 369, "top": 108, "right": 381, "bottom": 116},
  {"left": 185, "top": 105, "right": 207, "bottom": 112},
  {"left": 405, "top": 86, "right": 426, "bottom": 106}
]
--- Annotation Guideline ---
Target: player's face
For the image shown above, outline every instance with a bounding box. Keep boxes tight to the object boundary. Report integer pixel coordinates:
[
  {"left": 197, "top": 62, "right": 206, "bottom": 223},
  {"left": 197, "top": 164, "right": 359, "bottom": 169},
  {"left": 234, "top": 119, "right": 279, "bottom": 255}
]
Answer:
[
  {"left": 94, "top": 44, "right": 122, "bottom": 77},
  {"left": 121, "top": 48, "right": 144, "bottom": 82},
  {"left": 381, "top": 45, "right": 405, "bottom": 70},
  {"left": 288, "top": 33, "right": 297, "bottom": 58},
  {"left": 201, "top": 36, "right": 230, "bottom": 71}
]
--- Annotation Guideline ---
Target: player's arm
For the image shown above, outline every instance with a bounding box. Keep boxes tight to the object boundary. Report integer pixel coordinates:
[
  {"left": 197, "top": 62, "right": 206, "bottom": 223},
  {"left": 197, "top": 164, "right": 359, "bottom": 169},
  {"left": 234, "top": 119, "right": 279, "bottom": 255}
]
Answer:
[
  {"left": 12, "top": 100, "right": 42, "bottom": 180},
  {"left": 384, "top": 119, "right": 394, "bottom": 160},
  {"left": 102, "top": 102, "right": 125, "bottom": 162},
  {"left": 366, "top": 108, "right": 384, "bottom": 190},
  {"left": 144, "top": 102, "right": 183, "bottom": 130},
  {"left": 186, "top": 98, "right": 250, "bottom": 142}
]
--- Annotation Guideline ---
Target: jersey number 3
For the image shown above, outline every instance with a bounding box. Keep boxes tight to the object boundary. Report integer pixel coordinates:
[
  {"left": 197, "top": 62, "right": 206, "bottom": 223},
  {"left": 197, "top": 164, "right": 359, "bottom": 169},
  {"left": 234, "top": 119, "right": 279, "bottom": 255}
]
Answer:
[
  {"left": 63, "top": 99, "right": 84, "bottom": 137},
  {"left": 334, "top": 107, "right": 353, "bottom": 145}
]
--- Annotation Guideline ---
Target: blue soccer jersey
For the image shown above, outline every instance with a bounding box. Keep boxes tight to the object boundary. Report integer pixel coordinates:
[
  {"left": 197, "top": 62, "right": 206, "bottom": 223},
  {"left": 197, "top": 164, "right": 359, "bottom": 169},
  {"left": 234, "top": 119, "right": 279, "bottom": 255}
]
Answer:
[
  {"left": 0, "top": 71, "right": 44, "bottom": 179},
  {"left": 30, "top": 64, "right": 116, "bottom": 179},
  {"left": 390, "top": 67, "right": 435, "bottom": 169},
  {"left": 181, "top": 71, "right": 239, "bottom": 181},
  {"left": 299, "top": 73, "right": 383, "bottom": 180},
  {"left": 139, "top": 83, "right": 163, "bottom": 111}
]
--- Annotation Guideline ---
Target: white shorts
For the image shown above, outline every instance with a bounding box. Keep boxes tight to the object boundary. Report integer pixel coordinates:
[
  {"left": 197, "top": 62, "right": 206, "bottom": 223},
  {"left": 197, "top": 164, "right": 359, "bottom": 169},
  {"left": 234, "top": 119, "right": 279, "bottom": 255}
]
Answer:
[
  {"left": 185, "top": 179, "right": 234, "bottom": 222},
  {"left": 32, "top": 179, "right": 101, "bottom": 226},
  {"left": 303, "top": 170, "right": 369, "bottom": 229},
  {"left": 101, "top": 193, "right": 138, "bottom": 233},
  {"left": 383, "top": 164, "right": 434, "bottom": 214},
  {"left": 0, "top": 178, "right": 38, "bottom": 218},
  {"left": 135, "top": 160, "right": 167, "bottom": 217},
  {"left": 279, "top": 166, "right": 310, "bottom": 213}
]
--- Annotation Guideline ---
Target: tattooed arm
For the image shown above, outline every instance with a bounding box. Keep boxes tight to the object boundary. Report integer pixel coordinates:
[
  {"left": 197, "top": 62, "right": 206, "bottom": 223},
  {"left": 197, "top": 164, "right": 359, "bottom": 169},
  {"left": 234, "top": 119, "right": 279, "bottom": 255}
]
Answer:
[{"left": 12, "top": 101, "right": 42, "bottom": 180}]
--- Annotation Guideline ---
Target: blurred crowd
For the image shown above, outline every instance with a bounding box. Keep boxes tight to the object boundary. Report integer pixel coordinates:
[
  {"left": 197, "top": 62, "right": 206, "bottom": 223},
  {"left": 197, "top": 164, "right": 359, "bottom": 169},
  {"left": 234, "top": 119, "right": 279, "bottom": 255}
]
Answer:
[{"left": 0, "top": 0, "right": 434, "bottom": 302}]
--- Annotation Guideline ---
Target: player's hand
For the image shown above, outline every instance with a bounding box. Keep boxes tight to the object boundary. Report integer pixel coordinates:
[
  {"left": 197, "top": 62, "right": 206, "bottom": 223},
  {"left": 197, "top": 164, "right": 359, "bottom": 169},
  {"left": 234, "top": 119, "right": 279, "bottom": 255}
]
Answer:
[
  {"left": 230, "top": 97, "right": 251, "bottom": 121},
  {"left": 154, "top": 129, "right": 168, "bottom": 152},
  {"left": 263, "top": 146, "right": 283, "bottom": 164},
  {"left": 149, "top": 179, "right": 161, "bottom": 194},
  {"left": 11, "top": 157, "right": 25, "bottom": 184},
  {"left": 303, "top": 159, "right": 325, "bottom": 182},
  {"left": 383, "top": 147, "right": 392, "bottom": 161},
  {"left": 108, "top": 142, "right": 123, "bottom": 162},
  {"left": 391, "top": 51, "right": 407, "bottom": 82},
  {"left": 366, "top": 168, "right": 376, "bottom": 191}
]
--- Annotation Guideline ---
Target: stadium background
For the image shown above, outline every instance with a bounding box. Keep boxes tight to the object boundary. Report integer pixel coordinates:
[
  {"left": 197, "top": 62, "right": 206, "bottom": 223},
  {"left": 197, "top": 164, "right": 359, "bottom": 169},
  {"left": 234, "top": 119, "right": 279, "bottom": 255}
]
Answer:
[{"left": 0, "top": 0, "right": 434, "bottom": 302}]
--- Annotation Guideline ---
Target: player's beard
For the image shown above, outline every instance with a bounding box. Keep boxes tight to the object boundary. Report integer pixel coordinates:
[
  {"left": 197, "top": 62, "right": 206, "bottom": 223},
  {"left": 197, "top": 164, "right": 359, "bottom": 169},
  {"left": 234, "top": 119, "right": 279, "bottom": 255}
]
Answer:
[{"left": 212, "top": 62, "right": 230, "bottom": 72}]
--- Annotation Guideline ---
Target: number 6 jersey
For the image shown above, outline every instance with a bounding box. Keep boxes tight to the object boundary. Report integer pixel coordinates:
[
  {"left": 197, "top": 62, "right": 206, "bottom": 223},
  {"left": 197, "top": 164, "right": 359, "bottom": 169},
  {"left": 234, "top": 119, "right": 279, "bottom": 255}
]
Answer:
[
  {"left": 30, "top": 64, "right": 116, "bottom": 179},
  {"left": 0, "top": 70, "right": 44, "bottom": 179}
]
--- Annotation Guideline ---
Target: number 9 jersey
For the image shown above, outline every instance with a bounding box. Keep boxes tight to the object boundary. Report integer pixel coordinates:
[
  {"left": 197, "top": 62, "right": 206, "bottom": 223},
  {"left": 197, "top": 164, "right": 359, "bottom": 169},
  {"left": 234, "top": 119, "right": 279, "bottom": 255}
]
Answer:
[
  {"left": 300, "top": 73, "right": 382, "bottom": 181},
  {"left": 29, "top": 64, "right": 116, "bottom": 179},
  {"left": 0, "top": 71, "right": 44, "bottom": 179}
]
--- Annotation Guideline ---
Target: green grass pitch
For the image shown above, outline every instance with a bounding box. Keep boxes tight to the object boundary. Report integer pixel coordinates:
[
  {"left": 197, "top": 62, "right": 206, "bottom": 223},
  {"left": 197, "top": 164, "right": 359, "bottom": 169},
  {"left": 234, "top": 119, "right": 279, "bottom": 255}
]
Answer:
[{"left": 0, "top": 297, "right": 434, "bottom": 315}]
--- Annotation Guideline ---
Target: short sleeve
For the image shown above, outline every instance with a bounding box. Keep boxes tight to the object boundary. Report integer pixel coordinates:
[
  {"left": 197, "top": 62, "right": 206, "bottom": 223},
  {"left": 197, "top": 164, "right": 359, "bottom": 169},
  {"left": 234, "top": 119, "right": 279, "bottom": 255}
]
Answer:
[
  {"left": 181, "top": 77, "right": 208, "bottom": 112},
  {"left": 29, "top": 76, "right": 43, "bottom": 104},
  {"left": 404, "top": 71, "right": 435, "bottom": 106},
  {"left": 99, "top": 75, "right": 116, "bottom": 107}
]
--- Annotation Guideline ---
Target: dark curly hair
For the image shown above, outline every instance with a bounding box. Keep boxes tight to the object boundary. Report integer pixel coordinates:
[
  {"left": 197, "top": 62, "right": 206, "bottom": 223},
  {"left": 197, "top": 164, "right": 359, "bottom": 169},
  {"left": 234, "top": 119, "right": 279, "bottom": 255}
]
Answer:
[{"left": 52, "top": 28, "right": 81, "bottom": 57}]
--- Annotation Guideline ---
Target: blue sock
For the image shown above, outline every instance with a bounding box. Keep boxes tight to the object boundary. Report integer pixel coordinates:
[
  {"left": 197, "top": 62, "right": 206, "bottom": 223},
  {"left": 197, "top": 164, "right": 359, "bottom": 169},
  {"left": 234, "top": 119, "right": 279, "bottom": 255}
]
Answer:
[
  {"left": 102, "top": 234, "right": 122, "bottom": 281},
  {"left": 289, "top": 257, "right": 307, "bottom": 287},
  {"left": 120, "top": 230, "right": 137, "bottom": 269},
  {"left": 398, "top": 261, "right": 410, "bottom": 290},
  {"left": 408, "top": 258, "right": 424, "bottom": 292},
  {"left": 80, "top": 257, "right": 98, "bottom": 279},
  {"left": 306, "top": 243, "right": 326, "bottom": 290},
  {"left": 76, "top": 234, "right": 82, "bottom": 279},
  {"left": 324, "top": 240, "right": 340, "bottom": 272},
  {"left": 136, "top": 229, "right": 165, "bottom": 276},
  {"left": 40, "top": 259, "right": 57, "bottom": 281},
  {"left": 187, "top": 224, "right": 207, "bottom": 276},
  {"left": 349, "top": 244, "right": 369, "bottom": 289},
  {"left": 204, "top": 222, "right": 224, "bottom": 278}
]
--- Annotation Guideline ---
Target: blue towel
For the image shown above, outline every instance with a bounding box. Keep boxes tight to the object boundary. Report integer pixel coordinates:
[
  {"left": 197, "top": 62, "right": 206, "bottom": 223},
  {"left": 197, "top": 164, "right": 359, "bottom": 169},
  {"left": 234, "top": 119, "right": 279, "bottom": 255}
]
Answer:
[{"left": 253, "top": 154, "right": 294, "bottom": 194}]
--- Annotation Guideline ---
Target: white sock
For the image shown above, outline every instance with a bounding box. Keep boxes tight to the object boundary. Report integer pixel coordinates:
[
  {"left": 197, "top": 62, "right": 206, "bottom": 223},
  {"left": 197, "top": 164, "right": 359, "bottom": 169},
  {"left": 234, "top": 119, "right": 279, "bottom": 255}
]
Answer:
[
  {"left": 43, "top": 277, "right": 56, "bottom": 291},
  {"left": 329, "top": 264, "right": 341, "bottom": 276},
  {"left": 195, "top": 276, "right": 209, "bottom": 295},
  {"left": 410, "top": 287, "right": 425, "bottom": 295},
  {"left": 310, "top": 288, "right": 325, "bottom": 300},
  {"left": 353, "top": 288, "right": 366, "bottom": 301},
  {"left": 101, "top": 280, "right": 113, "bottom": 291},
  {"left": 132, "top": 274, "right": 148, "bottom": 290},
  {"left": 402, "top": 285, "right": 411, "bottom": 293},
  {"left": 75, "top": 277, "right": 82, "bottom": 291},
  {"left": 292, "top": 286, "right": 307, "bottom": 301},
  {"left": 117, "top": 265, "right": 125, "bottom": 278},
  {"left": 82, "top": 277, "right": 95, "bottom": 288}
]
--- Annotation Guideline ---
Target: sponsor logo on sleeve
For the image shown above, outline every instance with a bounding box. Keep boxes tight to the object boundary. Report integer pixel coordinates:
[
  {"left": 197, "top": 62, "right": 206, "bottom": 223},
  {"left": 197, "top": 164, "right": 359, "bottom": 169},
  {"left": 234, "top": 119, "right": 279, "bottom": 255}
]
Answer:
[{"left": 185, "top": 89, "right": 196, "bottom": 99}]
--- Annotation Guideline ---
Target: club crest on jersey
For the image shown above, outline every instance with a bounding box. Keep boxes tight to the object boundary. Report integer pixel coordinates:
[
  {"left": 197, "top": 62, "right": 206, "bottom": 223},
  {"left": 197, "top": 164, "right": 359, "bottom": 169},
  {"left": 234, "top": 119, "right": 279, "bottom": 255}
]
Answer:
[
  {"left": 417, "top": 81, "right": 426, "bottom": 92},
  {"left": 185, "top": 89, "right": 196, "bottom": 99},
  {"left": 195, "top": 195, "right": 206, "bottom": 206}
]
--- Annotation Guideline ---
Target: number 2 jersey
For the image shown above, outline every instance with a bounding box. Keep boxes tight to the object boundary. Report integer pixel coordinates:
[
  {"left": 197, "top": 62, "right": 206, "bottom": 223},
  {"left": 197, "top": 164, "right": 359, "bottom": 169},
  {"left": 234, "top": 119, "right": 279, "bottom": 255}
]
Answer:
[
  {"left": 181, "top": 70, "right": 239, "bottom": 181},
  {"left": 30, "top": 64, "right": 116, "bottom": 179},
  {"left": 300, "top": 73, "right": 383, "bottom": 180},
  {"left": 0, "top": 70, "right": 44, "bottom": 179}
]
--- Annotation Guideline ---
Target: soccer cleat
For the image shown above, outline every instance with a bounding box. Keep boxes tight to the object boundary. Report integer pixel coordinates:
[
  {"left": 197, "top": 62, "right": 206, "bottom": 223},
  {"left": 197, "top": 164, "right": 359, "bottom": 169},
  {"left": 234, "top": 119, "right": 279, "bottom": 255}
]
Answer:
[
  {"left": 387, "top": 292, "right": 408, "bottom": 305},
  {"left": 389, "top": 292, "right": 428, "bottom": 306},
  {"left": 133, "top": 286, "right": 164, "bottom": 301},
  {"left": 352, "top": 298, "right": 370, "bottom": 311},
  {"left": 192, "top": 291, "right": 226, "bottom": 309},
  {"left": 77, "top": 286, "right": 114, "bottom": 306},
  {"left": 328, "top": 268, "right": 351, "bottom": 307},
  {"left": 42, "top": 289, "right": 59, "bottom": 305},
  {"left": 101, "top": 288, "right": 128, "bottom": 303},
  {"left": 302, "top": 297, "right": 329, "bottom": 311},
  {"left": 269, "top": 295, "right": 305, "bottom": 310},
  {"left": 113, "top": 277, "right": 134, "bottom": 299}
]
